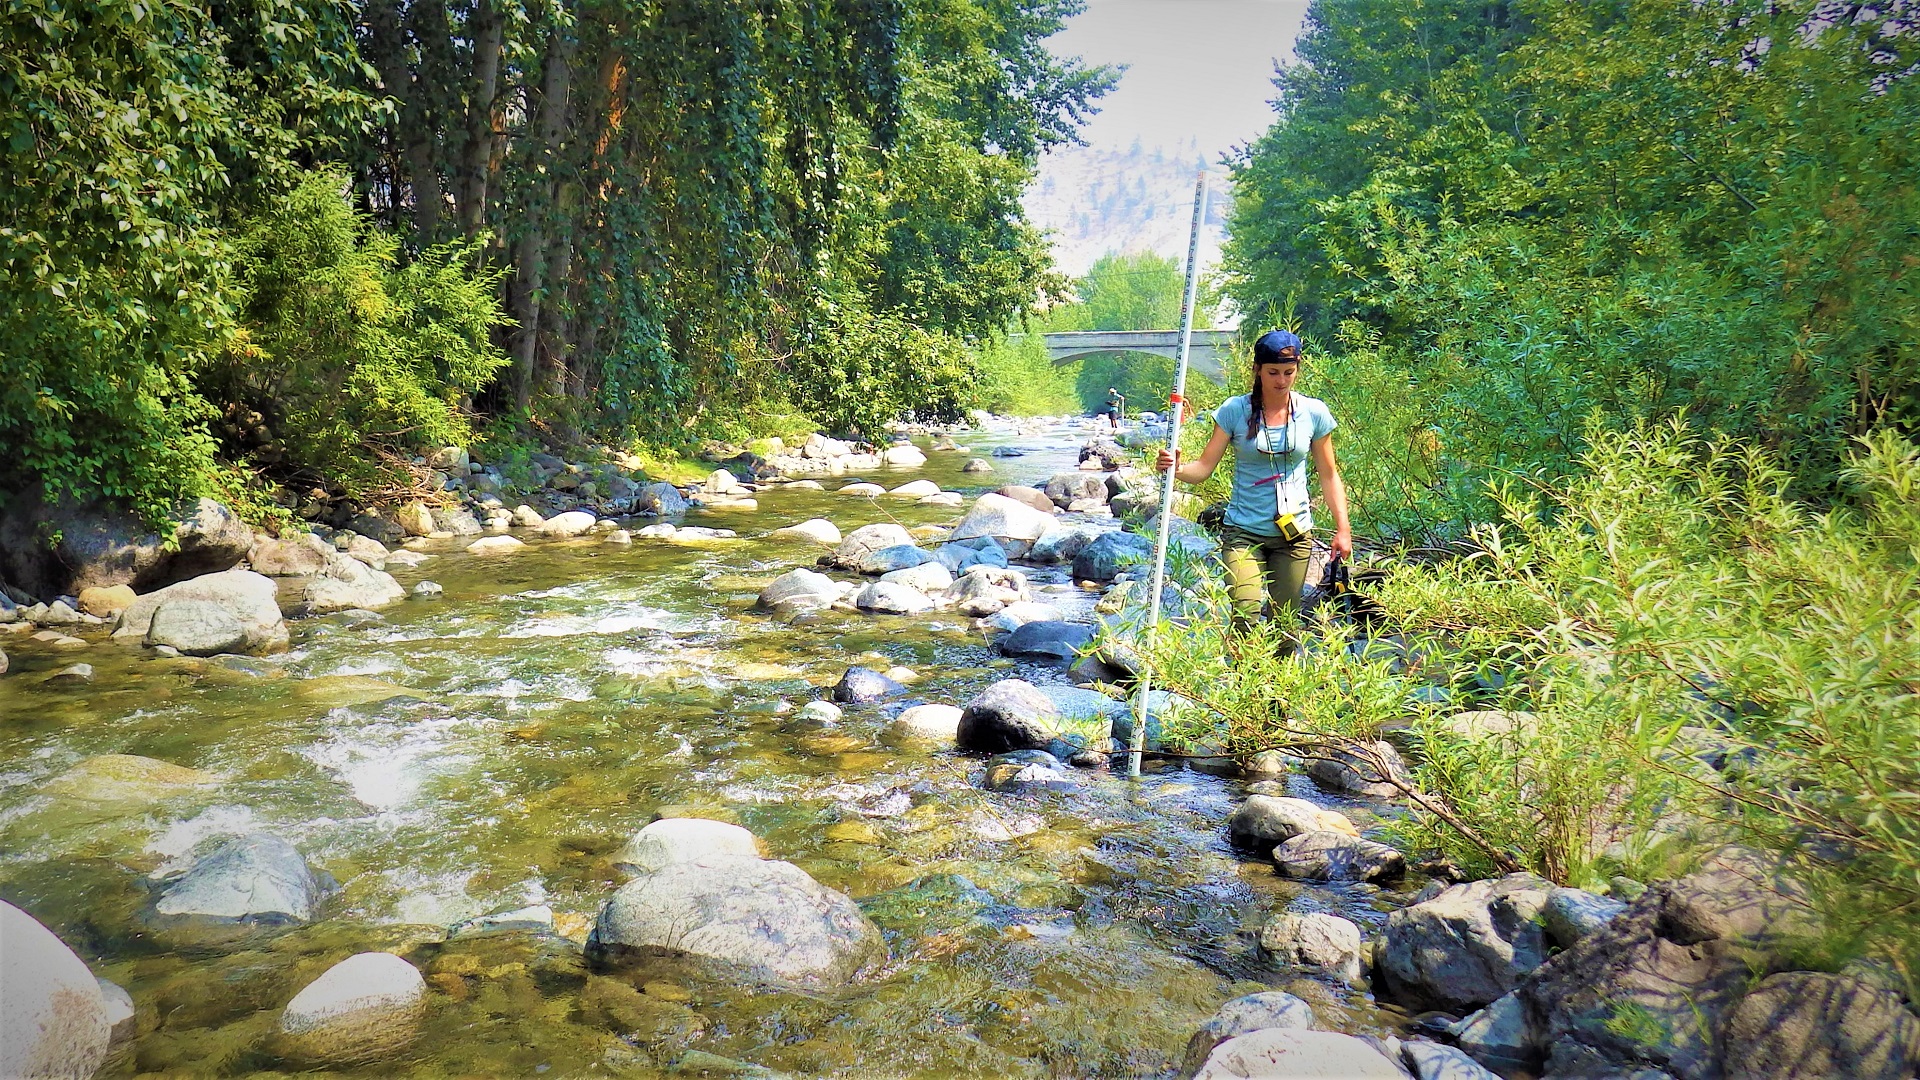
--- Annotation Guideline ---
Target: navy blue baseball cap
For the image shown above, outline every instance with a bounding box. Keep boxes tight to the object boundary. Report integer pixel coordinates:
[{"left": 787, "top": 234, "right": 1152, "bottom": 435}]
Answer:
[{"left": 1254, "top": 329, "right": 1302, "bottom": 364}]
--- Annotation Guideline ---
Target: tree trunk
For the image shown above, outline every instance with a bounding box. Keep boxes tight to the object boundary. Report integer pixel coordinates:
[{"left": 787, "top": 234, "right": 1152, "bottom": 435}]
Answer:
[
  {"left": 457, "top": 0, "right": 503, "bottom": 239},
  {"left": 507, "top": 23, "right": 575, "bottom": 411}
]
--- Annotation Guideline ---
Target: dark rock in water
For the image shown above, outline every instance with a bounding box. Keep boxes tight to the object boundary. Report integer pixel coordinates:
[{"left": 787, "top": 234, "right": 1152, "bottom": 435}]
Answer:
[
  {"left": 1272, "top": 830, "right": 1404, "bottom": 882},
  {"left": 998, "top": 620, "right": 1093, "bottom": 662},
  {"left": 956, "top": 679, "right": 1062, "bottom": 753},
  {"left": 989, "top": 447, "right": 1027, "bottom": 458},
  {"left": 1379, "top": 873, "right": 1555, "bottom": 1012},
  {"left": 1078, "top": 439, "right": 1128, "bottom": 470},
  {"left": 153, "top": 833, "right": 331, "bottom": 929},
  {"left": 711, "top": 451, "right": 769, "bottom": 480},
  {"left": 1070, "top": 530, "right": 1153, "bottom": 582},
  {"left": 1067, "top": 654, "right": 1126, "bottom": 685},
  {"left": 0, "top": 495, "right": 252, "bottom": 599},
  {"left": 832, "top": 665, "right": 907, "bottom": 704},
  {"left": 429, "top": 506, "right": 483, "bottom": 535},
  {"left": 345, "top": 512, "right": 405, "bottom": 545}
]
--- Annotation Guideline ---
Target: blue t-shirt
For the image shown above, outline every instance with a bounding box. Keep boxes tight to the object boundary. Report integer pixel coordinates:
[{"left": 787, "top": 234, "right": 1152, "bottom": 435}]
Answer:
[{"left": 1212, "top": 393, "right": 1337, "bottom": 536}]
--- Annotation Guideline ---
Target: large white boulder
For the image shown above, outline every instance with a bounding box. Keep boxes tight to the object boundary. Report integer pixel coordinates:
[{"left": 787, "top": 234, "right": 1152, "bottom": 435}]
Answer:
[
  {"left": 112, "top": 569, "right": 288, "bottom": 654},
  {"left": 949, "top": 493, "right": 1058, "bottom": 551},
  {"left": 538, "top": 511, "right": 598, "bottom": 538},
  {"left": 277, "top": 952, "right": 425, "bottom": 1064},
  {"left": 0, "top": 900, "right": 111, "bottom": 1079}
]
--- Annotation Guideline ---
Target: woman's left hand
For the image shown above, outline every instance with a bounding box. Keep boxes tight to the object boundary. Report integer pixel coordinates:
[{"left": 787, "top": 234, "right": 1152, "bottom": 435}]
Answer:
[{"left": 1330, "top": 529, "right": 1353, "bottom": 560}]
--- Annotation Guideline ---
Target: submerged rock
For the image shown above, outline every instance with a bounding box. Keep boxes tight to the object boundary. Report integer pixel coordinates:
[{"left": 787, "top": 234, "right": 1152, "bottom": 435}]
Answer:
[
  {"left": 277, "top": 952, "right": 425, "bottom": 1065},
  {"left": 153, "top": 833, "right": 330, "bottom": 929},
  {"left": 589, "top": 853, "right": 885, "bottom": 985},
  {"left": 42, "top": 754, "right": 219, "bottom": 806}
]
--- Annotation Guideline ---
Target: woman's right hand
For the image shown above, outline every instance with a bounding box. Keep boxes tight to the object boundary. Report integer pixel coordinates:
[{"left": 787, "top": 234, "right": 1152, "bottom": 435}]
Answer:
[{"left": 1155, "top": 448, "right": 1178, "bottom": 473}]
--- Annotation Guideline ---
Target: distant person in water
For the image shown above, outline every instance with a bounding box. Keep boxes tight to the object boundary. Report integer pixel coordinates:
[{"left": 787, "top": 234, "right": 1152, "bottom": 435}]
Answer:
[
  {"left": 1155, "top": 329, "right": 1351, "bottom": 635},
  {"left": 1101, "top": 387, "right": 1124, "bottom": 431}
]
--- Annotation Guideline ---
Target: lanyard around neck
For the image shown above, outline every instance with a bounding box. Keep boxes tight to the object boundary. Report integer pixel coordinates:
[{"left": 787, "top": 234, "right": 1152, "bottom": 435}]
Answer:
[{"left": 1259, "top": 397, "right": 1297, "bottom": 471}]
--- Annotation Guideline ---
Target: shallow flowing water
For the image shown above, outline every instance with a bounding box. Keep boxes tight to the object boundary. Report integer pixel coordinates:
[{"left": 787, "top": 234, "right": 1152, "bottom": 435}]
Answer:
[{"left": 0, "top": 422, "right": 1420, "bottom": 1078}]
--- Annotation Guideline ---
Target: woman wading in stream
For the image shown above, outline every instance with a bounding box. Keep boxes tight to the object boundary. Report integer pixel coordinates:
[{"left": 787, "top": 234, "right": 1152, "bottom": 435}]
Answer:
[{"left": 1155, "top": 329, "right": 1352, "bottom": 637}]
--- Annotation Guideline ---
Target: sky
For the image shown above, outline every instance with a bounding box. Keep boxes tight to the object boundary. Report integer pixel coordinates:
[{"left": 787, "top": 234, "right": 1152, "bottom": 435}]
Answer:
[{"left": 1045, "top": 0, "right": 1311, "bottom": 161}]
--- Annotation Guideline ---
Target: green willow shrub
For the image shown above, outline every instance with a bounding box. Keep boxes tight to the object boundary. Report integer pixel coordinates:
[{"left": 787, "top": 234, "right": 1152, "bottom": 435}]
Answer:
[
  {"left": 207, "top": 172, "right": 510, "bottom": 490},
  {"left": 1125, "top": 419, "right": 1920, "bottom": 986}
]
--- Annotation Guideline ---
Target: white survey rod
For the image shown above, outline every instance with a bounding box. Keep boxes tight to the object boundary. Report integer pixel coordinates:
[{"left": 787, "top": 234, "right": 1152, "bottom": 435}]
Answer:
[{"left": 1130, "top": 171, "right": 1209, "bottom": 779}]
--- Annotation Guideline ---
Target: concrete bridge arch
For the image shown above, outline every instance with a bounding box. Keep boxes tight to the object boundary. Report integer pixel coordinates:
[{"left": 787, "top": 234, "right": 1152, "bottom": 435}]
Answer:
[{"left": 1007, "top": 329, "right": 1237, "bottom": 384}]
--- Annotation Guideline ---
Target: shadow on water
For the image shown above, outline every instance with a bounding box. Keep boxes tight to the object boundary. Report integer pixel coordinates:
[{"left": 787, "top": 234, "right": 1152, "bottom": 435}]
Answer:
[{"left": 0, "top": 420, "right": 1417, "bottom": 1078}]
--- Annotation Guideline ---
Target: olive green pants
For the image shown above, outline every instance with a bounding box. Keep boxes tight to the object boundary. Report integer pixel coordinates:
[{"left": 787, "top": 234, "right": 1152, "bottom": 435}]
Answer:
[{"left": 1220, "top": 524, "right": 1312, "bottom": 629}]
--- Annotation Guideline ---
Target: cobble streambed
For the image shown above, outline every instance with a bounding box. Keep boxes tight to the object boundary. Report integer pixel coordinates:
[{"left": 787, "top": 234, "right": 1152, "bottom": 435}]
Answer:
[{"left": 0, "top": 423, "right": 1420, "bottom": 1078}]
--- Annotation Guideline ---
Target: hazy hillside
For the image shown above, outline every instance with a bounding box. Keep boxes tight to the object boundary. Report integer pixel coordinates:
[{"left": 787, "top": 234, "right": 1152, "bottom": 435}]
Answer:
[{"left": 1025, "top": 139, "right": 1231, "bottom": 288}]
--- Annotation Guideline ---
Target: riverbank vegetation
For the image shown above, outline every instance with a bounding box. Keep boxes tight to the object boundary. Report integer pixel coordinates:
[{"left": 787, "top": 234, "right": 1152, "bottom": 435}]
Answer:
[
  {"left": 1, "top": 0, "right": 1114, "bottom": 523},
  {"left": 1133, "top": 0, "right": 1920, "bottom": 995}
]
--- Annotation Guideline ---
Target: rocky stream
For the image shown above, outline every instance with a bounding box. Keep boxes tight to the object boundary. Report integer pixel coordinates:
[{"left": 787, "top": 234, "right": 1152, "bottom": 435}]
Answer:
[{"left": 2, "top": 418, "right": 1915, "bottom": 1080}]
